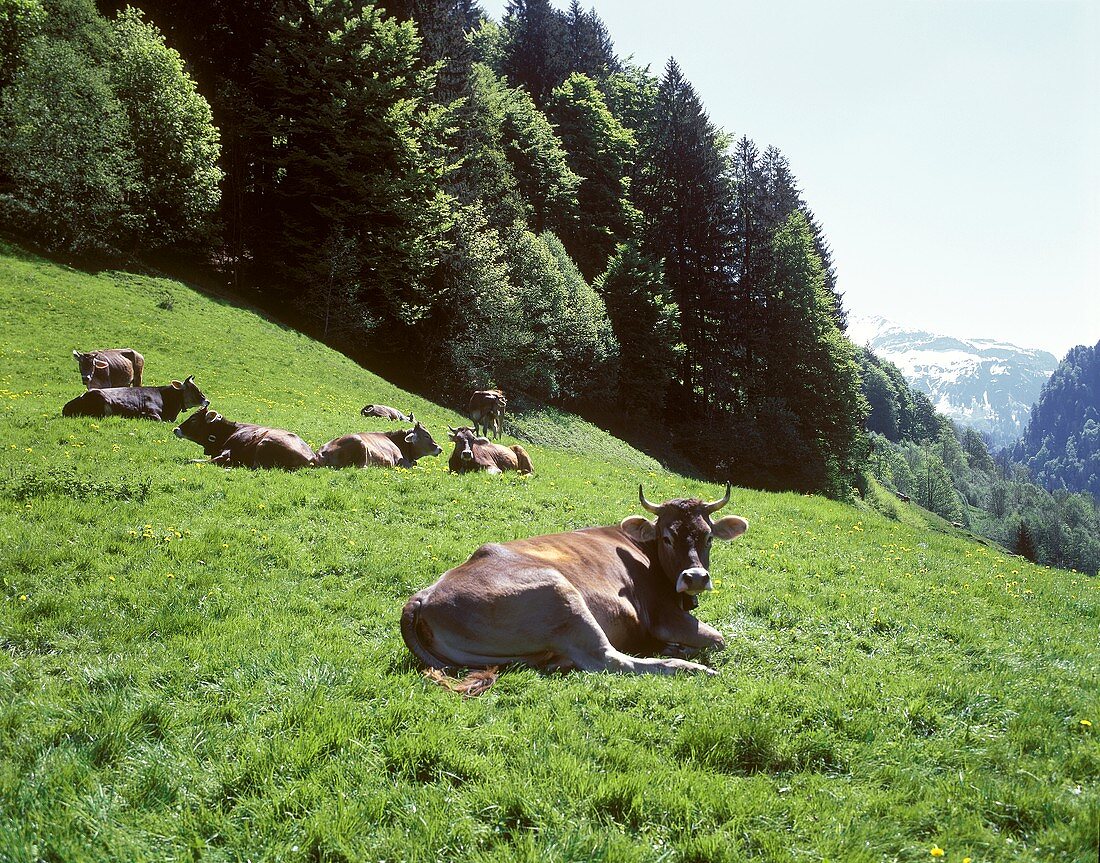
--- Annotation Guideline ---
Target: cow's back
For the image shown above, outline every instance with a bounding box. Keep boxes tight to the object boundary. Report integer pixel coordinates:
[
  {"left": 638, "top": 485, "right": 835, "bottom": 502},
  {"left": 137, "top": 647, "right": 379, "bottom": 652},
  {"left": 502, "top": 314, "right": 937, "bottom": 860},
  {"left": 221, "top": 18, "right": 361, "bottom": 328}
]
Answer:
[
  {"left": 222, "top": 425, "right": 314, "bottom": 469},
  {"left": 429, "top": 526, "right": 656, "bottom": 652},
  {"left": 317, "top": 432, "right": 401, "bottom": 468}
]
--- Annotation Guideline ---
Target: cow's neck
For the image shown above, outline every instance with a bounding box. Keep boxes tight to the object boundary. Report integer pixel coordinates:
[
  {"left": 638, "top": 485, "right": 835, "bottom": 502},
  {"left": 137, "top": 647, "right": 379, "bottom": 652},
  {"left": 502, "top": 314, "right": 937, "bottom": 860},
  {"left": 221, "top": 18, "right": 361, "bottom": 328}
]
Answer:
[
  {"left": 385, "top": 430, "right": 416, "bottom": 462},
  {"left": 633, "top": 537, "right": 698, "bottom": 612},
  {"left": 204, "top": 421, "right": 241, "bottom": 452}
]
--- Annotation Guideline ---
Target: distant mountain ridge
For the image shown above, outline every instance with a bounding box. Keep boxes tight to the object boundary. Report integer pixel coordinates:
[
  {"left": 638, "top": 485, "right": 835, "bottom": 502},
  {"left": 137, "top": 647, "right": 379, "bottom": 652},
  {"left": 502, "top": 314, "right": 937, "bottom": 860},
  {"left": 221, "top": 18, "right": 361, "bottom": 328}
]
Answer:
[{"left": 848, "top": 315, "right": 1058, "bottom": 448}]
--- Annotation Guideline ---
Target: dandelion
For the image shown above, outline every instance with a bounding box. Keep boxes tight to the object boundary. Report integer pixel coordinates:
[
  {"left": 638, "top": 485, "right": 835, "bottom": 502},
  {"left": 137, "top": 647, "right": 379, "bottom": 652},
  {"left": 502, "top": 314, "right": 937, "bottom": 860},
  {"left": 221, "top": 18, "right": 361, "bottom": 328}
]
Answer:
[
  {"left": 1081, "top": 719, "right": 1092, "bottom": 728},
  {"left": 19, "top": 594, "right": 27, "bottom": 601},
  {"left": 930, "top": 847, "right": 944, "bottom": 858}
]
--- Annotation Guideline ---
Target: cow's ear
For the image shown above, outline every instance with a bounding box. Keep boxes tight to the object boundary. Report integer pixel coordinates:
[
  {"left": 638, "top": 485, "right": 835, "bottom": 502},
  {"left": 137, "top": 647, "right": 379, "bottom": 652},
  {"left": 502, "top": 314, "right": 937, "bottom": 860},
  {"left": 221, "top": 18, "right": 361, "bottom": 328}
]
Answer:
[
  {"left": 404, "top": 432, "right": 416, "bottom": 443},
  {"left": 620, "top": 515, "right": 656, "bottom": 543},
  {"left": 73, "top": 350, "right": 82, "bottom": 359},
  {"left": 171, "top": 380, "right": 183, "bottom": 389},
  {"left": 93, "top": 360, "right": 109, "bottom": 369},
  {"left": 711, "top": 515, "right": 748, "bottom": 541},
  {"left": 475, "top": 436, "right": 490, "bottom": 445}
]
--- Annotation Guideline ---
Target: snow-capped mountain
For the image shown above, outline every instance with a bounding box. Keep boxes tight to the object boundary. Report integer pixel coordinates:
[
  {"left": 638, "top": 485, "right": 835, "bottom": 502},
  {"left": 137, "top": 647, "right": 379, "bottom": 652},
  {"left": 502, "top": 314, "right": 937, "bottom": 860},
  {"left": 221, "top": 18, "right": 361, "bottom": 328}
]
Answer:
[{"left": 848, "top": 315, "right": 1059, "bottom": 448}]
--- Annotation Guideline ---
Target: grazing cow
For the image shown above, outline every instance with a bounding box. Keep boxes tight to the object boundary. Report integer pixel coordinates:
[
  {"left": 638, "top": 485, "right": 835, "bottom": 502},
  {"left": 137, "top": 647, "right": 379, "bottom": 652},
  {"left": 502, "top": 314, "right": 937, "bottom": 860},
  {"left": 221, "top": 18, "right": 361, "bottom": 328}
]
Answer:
[
  {"left": 402, "top": 484, "right": 748, "bottom": 676},
  {"left": 447, "top": 426, "right": 532, "bottom": 474},
  {"left": 173, "top": 406, "right": 315, "bottom": 470},
  {"left": 360, "top": 404, "right": 411, "bottom": 422},
  {"left": 316, "top": 418, "right": 443, "bottom": 468},
  {"left": 73, "top": 348, "right": 145, "bottom": 388},
  {"left": 468, "top": 389, "right": 506, "bottom": 439},
  {"left": 62, "top": 376, "right": 205, "bottom": 421}
]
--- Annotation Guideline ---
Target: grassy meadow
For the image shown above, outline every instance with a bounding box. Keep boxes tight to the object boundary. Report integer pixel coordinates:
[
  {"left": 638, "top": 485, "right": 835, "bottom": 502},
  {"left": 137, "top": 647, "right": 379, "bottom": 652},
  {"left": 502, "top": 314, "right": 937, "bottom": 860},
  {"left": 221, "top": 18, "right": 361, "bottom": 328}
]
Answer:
[{"left": 0, "top": 243, "right": 1098, "bottom": 862}]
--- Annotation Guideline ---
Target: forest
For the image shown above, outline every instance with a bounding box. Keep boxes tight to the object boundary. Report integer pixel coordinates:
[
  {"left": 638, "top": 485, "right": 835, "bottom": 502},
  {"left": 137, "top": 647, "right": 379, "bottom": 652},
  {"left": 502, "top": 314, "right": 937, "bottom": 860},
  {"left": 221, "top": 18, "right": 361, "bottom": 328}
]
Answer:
[{"left": 0, "top": 0, "right": 1097, "bottom": 573}]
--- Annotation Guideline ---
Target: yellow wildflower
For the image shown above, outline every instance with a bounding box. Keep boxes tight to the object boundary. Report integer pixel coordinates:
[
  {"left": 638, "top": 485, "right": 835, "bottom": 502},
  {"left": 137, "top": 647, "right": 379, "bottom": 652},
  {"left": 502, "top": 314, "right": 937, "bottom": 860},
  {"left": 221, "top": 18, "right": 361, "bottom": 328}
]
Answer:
[{"left": 930, "top": 848, "right": 944, "bottom": 858}]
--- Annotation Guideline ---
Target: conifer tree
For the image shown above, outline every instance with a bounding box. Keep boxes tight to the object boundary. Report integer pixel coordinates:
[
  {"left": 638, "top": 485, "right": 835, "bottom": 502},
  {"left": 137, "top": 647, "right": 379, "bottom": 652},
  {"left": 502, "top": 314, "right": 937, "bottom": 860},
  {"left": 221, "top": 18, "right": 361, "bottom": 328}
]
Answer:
[
  {"left": 597, "top": 242, "right": 681, "bottom": 420},
  {"left": 755, "top": 212, "right": 867, "bottom": 494},
  {"left": 546, "top": 72, "right": 637, "bottom": 279},
  {"left": 500, "top": 0, "right": 567, "bottom": 105},
  {"left": 562, "top": 1, "right": 617, "bottom": 80},
  {"left": 634, "top": 58, "right": 735, "bottom": 413}
]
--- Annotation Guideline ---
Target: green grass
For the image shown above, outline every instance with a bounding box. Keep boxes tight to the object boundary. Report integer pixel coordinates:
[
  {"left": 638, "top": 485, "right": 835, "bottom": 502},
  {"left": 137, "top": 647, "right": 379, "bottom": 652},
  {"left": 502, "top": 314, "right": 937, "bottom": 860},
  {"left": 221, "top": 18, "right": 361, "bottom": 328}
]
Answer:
[{"left": 1, "top": 243, "right": 1098, "bottom": 863}]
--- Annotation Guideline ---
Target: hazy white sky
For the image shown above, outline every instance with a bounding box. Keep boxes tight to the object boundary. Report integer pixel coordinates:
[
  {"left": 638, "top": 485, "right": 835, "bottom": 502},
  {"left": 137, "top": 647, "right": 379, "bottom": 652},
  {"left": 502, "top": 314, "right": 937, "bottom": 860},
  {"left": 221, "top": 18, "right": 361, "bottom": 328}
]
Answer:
[{"left": 480, "top": 0, "right": 1099, "bottom": 358}]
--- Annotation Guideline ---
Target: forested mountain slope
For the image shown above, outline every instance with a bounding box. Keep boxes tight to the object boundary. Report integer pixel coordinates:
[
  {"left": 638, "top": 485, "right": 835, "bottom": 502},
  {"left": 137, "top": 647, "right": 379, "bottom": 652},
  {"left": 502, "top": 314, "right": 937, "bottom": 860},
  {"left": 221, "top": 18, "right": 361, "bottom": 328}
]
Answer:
[
  {"left": 1, "top": 246, "right": 1097, "bottom": 862},
  {"left": 1017, "top": 340, "right": 1100, "bottom": 497}
]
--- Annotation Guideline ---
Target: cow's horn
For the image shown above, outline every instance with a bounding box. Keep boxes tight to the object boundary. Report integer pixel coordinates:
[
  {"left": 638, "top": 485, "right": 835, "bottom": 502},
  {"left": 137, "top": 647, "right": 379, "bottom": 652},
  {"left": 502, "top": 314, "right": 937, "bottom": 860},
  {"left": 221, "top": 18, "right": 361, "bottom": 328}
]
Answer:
[
  {"left": 638, "top": 485, "right": 661, "bottom": 514},
  {"left": 448, "top": 425, "right": 458, "bottom": 434},
  {"left": 703, "top": 482, "right": 732, "bottom": 514}
]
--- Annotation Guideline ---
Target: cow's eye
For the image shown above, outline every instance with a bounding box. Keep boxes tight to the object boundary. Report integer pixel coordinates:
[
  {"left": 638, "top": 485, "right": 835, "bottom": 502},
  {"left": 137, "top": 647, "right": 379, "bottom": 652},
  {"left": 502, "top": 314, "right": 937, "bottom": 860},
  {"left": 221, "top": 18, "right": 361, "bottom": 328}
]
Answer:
[{"left": 662, "top": 535, "right": 673, "bottom": 546}]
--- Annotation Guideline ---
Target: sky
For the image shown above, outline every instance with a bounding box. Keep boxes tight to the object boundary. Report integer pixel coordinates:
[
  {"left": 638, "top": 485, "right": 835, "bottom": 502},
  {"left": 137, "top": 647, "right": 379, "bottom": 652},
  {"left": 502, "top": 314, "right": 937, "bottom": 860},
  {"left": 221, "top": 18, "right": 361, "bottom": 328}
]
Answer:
[{"left": 479, "top": 0, "right": 1099, "bottom": 359}]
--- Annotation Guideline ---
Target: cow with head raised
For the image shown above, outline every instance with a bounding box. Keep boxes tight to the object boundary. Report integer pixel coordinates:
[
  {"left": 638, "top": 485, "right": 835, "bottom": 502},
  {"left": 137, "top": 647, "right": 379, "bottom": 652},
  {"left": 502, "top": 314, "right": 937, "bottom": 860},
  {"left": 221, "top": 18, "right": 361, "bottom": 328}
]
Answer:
[
  {"left": 448, "top": 426, "right": 532, "bottom": 474},
  {"left": 174, "top": 406, "right": 315, "bottom": 469},
  {"left": 468, "top": 389, "right": 506, "bottom": 439},
  {"left": 316, "top": 417, "right": 443, "bottom": 468},
  {"left": 62, "top": 376, "right": 205, "bottom": 421},
  {"left": 73, "top": 348, "right": 144, "bottom": 388},
  {"left": 401, "top": 483, "right": 748, "bottom": 676}
]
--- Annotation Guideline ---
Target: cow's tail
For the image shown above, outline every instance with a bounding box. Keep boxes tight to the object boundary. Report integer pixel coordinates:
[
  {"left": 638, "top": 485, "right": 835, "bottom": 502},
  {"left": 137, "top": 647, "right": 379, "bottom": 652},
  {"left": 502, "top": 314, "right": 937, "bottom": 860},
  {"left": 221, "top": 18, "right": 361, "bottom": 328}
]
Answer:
[
  {"left": 512, "top": 444, "right": 533, "bottom": 474},
  {"left": 400, "top": 590, "right": 450, "bottom": 670}
]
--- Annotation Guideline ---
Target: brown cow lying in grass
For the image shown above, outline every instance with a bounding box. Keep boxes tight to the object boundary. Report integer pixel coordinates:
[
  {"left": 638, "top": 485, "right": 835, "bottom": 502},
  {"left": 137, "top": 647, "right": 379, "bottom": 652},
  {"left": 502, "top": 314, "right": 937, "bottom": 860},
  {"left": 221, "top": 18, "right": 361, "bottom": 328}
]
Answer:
[
  {"left": 316, "top": 418, "right": 443, "bottom": 468},
  {"left": 360, "top": 404, "right": 411, "bottom": 422},
  {"left": 402, "top": 484, "right": 747, "bottom": 676},
  {"left": 174, "top": 406, "right": 315, "bottom": 469},
  {"left": 63, "top": 376, "right": 205, "bottom": 421},
  {"left": 447, "top": 426, "right": 532, "bottom": 474}
]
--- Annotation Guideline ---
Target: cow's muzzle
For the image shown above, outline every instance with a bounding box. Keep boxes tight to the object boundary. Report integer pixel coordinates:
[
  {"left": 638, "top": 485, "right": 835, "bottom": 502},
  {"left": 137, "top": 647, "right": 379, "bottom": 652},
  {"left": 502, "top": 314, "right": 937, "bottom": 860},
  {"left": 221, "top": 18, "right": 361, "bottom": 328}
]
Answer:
[
  {"left": 172, "top": 427, "right": 184, "bottom": 438},
  {"left": 676, "top": 567, "right": 713, "bottom": 595},
  {"left": 432, "top": 446, "right": 443, "bottom": 456},
  {"left": 460, "top": 449, "right": 473, "bottom": 461}
]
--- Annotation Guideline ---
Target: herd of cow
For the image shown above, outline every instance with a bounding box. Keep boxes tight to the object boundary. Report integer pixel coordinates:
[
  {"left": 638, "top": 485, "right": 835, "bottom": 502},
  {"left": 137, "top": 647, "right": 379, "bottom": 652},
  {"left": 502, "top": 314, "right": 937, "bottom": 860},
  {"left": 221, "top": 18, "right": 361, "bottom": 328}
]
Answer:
[
  {"left": 63, "top": 349, "right": 530, "bottom": 473},
  {"left": 63, "top": 347, "right": 749, "bottom": 678}
]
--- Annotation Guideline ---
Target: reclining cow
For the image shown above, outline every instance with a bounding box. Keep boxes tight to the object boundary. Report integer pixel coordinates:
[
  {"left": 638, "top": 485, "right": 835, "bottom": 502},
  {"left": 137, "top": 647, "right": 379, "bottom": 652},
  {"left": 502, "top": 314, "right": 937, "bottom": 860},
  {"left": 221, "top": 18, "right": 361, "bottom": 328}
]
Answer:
[
  {"left": 316, "top": 418, "right": 443, "bottom": 468},
  {"left": 401, "top": 484, "right": 747, "bottom": 676},
  {"left": 73, "top": 348, "right": 145, "bottom": 388},
  {"left": 447, "top": 426, "right": 532, "bottom": 474},
  {"left": 360, "top": 404, "right": 411, "bottom": 422},
  {"left": 174, "top": 406, "right": 315, "bottom": 469},
  {"left": 468, "top": 389, "right": 506, "bottom": 439},
  {"left": 62, "top": 376, "right": 205, "bottom": 421}
]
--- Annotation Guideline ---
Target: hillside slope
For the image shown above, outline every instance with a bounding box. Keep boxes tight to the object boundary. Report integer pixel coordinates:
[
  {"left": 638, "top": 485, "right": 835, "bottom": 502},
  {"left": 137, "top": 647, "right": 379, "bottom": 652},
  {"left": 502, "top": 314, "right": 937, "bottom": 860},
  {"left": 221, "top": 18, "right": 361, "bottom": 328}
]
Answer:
[{"left": 1, "top": 245, "right": 1097, "bottom": 863}]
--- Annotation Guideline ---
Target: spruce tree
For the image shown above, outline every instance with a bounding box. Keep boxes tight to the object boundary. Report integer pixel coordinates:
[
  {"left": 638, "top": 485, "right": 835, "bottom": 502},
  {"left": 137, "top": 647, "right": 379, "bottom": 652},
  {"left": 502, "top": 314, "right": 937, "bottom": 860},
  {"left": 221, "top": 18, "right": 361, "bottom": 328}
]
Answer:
[
  {"left": 546, "top": 72, "right": 637, "bottom": 279},
  {"left": 500, "top": 0, "right": 567, "bottom": 105},
  {"left": 634, "top": 58, "right": 735, "bottom": 414}
]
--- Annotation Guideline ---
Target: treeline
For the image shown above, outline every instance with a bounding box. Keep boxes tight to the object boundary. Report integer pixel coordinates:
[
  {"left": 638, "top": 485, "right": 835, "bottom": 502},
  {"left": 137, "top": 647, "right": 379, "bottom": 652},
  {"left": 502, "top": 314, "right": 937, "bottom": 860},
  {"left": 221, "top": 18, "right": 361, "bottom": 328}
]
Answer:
[
  {"left": 1015, "top": 340, "right": 1100, "bottom": 498},
  {"left": 0, "top": 0, "right": 866, "bottom": 496},
  {"left": 0, "top": 0, "right": 220, "bottom": 257},
  {"left": 861, "top": 348, "right": 1100, "bottom": 576}
]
